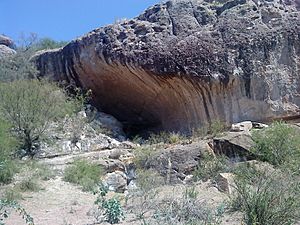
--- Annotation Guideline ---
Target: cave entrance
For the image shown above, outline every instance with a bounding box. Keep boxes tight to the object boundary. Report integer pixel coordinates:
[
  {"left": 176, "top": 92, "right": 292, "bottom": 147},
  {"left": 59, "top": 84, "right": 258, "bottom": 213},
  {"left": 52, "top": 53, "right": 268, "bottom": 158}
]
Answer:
[{"left": 122, "top": 120, "right": 163, "bottom": 138}]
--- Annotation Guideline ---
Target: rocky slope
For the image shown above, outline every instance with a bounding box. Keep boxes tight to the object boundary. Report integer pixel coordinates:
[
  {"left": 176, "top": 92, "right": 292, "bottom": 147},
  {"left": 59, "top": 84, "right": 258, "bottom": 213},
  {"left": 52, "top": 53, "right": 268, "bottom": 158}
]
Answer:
[{"left": 35, "top": 0, "right": 300, "bottom": 134}]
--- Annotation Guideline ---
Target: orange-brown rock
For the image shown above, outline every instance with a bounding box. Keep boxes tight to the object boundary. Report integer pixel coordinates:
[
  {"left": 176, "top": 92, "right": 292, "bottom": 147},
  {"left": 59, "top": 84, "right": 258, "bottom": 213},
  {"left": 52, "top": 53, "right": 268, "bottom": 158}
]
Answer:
[{"left": 35, "top": 0, "right": 300, "bottom": 133}]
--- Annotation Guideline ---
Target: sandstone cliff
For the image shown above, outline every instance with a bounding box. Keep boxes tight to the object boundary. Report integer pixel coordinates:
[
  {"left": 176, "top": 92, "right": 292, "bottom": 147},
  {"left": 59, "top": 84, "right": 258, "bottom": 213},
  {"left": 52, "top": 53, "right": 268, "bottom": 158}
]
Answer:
[{"left": 35, "top": 0, "right": 300, "bottom": 133}]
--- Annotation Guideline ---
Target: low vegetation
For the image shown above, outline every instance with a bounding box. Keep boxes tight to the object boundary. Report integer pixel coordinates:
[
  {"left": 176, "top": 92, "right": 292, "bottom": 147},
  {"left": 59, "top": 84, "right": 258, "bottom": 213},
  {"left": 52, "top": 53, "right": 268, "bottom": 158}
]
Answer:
[
  {"left": 64, "top": 159, "right": 102, "bottom": 192},
  {"left": 0, "top": 79, "right": 77, "bottom": 157},
  {"left": 231, "top": 164, "right": 300, "bottom": 225},
  {"left": 146, "top": 131, "right": 184, "bottom": 145},
  {"left": 94, "top": 183, "right": 124, "bottom": 224},
  {"left": 0, "top": 120, "right": 18, "bottom": 184},
  {"left": 0, "top": 199, "right": 34, "bottom": 225},
  {"left": 193, "top": 153, "right": 230, "bottom": 182},
  {"left": 252, "top": 121, "right": 300, "bottom": 172}
]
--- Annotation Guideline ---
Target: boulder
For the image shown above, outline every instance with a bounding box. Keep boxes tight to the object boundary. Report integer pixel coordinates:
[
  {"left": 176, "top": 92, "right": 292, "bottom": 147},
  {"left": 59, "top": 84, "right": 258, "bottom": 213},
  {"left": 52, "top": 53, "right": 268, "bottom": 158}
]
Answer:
[
  {"left": 146, "top": 141, "right": 207, "bottom": 183},
  {"left": 231, "top": 121, "right": 252, "bottom": 132},
  {"left": 211, "top": 132, "right": 255, "bottom": 162},
  {"left": 252, "top": 122, "right": 269, "bottom": 129},
  {"left": 103, "top": 171, "right": 128, "bottom": 193},
  {"left": 216, "top": 173, "right": 235, "bottom": 194},
  {"left": 0, "top": 45, "right": 15, "bottom": 58},
  {"left": 35, "top": 0, "right": 300, "bottom": 133},
  {"left": 0, "top": 35, "right": 14, "bottom": 48}
]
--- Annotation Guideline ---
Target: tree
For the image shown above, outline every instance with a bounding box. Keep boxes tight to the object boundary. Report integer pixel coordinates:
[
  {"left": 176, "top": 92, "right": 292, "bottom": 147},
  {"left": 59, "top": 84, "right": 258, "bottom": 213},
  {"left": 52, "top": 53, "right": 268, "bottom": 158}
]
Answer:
[
  {"left": 33, "top": 38, "right": 67, "bottom": 51},
  {"left": 0, "top": 79, "right": 76, "bottom": 157}
]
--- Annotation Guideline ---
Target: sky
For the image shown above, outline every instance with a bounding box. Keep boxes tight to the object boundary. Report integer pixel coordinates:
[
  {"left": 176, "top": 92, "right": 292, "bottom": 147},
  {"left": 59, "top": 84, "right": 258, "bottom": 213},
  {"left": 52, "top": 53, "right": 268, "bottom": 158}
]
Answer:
[{"left": 0, "top": 0, "right": 160, "bottom": 42}]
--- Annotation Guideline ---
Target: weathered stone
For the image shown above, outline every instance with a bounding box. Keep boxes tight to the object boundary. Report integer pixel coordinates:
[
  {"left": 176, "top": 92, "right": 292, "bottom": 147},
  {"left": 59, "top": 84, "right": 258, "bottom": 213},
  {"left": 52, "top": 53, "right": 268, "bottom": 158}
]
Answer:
[
  {"left": 146, "top": 141, "right": 207, "bottom": 183},
  {"left": 103, "top": 171, "right": 128, "bottom": 193},
  {"left": 252, "top": 122, "right": 269, "bottom": 129},
  {"left": 216, "top": 173, "right": 235, "bottom": 194},
  {"left": 35, "top": 0, "right": 300, "bottom": 133},
  {"left": 211, "top": 132, "right": 255, "bottom": 161},
  {"left": 0, "top": 45, "right": 15, "bottom": 58},
  {"left": 231, "top": 121, "right": 253, "bottom": 132},
  {"left": 0, "top": 35, "right": 14, "bottom": 48}
]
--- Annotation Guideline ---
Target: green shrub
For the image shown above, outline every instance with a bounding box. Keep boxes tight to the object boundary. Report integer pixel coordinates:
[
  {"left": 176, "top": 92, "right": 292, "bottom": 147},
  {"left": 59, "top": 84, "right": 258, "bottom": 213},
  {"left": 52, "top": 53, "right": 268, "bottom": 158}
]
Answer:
[
  {"left": 25, "top": 161, "right": 55, "bottom": 181},
  {"left": 193, "top": 153, "right": 230, "bottom": 182},
  {"left": 133, "top": 146, "right": 156, "bottom": 169},
  {"left": 64, "top": 159, "right": 102, "bottom": 192},
  {"left": 33, "top": 38, "right": 67, "bottom": 51},
  {"left": 147, "top": 131, "right": 183, "bottom": 145},
  {"left": 136, "top": 169, "right": 164, "bottom": 193},
  {"left": 151, "top": 187, "right": 225, "bottom": 225},
  {"left": 231, "top": 164, "right": 300, "bottom": 225},
  {"left": 18, "top": 178, "right": 40, "bottom": 192},
  {"left": 252, "top": 121, "right": 300, "bottom": 171},
  {"left": 0, "top": 199, "right": 34, "bottom": 225},
  {"left": 192, "top": 120, "right": 225, "bottom": 139},
  {"left": 0, "top": 79, "right": 77, "bottom": 157},
  {"left": 3, "top": 188, "right": 22, "bottom": 202},
  {"left": 0, "top": 120, "right": 18, "bottom": 184},
  {"left": 209, "top": 120, "right": 225, "bottom": 137},
  {"left": 94, "top": 183, "right": 124, "bottom": 224}
]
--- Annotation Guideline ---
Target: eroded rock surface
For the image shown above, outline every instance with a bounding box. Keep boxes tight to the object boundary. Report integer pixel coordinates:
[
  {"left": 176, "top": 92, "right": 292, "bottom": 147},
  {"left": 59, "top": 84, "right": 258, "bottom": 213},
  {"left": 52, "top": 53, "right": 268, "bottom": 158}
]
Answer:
[
  {"left": 35, "top": 0, "right": 300, "bottom": 133},
  {"left": 0, "top": 35, "right": 15, "bottom": 58}
]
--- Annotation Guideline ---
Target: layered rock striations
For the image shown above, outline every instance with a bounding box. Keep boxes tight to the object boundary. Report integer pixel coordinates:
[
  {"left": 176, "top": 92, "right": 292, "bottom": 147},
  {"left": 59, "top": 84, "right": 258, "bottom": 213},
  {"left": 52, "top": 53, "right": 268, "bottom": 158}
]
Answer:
[{"left": 35, "top": 0, "right": 300, "bottom": 133}]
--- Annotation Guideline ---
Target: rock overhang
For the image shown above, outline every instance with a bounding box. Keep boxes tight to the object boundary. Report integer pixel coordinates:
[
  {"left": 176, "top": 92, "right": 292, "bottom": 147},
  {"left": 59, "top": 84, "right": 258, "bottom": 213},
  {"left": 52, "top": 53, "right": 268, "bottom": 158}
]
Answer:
[{"left": 34, "top": 0, "right": 300, "bottom": 134}]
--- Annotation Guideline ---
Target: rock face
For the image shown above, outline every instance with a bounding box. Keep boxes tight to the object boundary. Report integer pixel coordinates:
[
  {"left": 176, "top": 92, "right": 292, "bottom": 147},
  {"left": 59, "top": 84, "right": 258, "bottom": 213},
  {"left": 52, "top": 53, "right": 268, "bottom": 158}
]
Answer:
[
  {"left": 0, "top": 35, "right": 15, "bottom": 58},
  {"left": 35, "top": 0, "right": 300, "bottom": 133}
]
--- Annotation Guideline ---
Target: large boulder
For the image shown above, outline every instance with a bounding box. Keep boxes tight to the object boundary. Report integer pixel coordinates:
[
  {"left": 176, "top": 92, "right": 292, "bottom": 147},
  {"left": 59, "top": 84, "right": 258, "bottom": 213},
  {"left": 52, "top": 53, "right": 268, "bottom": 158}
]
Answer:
[
  {"left": 146, "top": 141, "right": 208, "bottom": 183},
  {"left": 0, "top": 35, "right": 15, "bottom": 58},
  {"left": 35, "top": 0, "right": 300, "bottom": 133},
  {"left": 0, "top": 35, "right": 14, "bottom": 48},
  {"left": 0, "top": 45, "right": 15, "bottom": 58},
  {"left": 211, "top": 131, "right": 255, "bottom": 161}
]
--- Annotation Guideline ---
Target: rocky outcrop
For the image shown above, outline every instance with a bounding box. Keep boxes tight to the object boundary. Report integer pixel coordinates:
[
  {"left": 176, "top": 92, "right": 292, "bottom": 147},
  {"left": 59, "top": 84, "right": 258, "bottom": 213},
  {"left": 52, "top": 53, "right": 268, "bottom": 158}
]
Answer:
[
  {"left": 35, "top": 0, "right": 300, "bottom": 133},
  {"left": 0, "top": 35, "right": 15, "bottom": 58}
]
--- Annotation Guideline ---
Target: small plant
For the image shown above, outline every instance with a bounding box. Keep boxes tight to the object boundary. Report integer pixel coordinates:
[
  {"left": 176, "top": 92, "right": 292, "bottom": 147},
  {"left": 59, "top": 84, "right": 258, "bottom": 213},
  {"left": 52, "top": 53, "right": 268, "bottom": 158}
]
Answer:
[
  {"left": 94, "top": 183, "right": 124, "bottom": 224},
  {"left": 150, "top": 187, "right": 225, "bottom": 225},
  {"left": 252, "top": 121, "right": 300, "bottom": 172},
  {"left": 23, "top": 160, "right": 55, "bottom": 181},
  {"left": 133, "top": 146, "right": 156, "bottom": 169},
  {"left": 147, "top": 131, "right": 183, "bottom": 145},
  {"left": 0, "top": 199, "right": 34, "bottom": 225},
  {"left": 64, "top": 159, "right": 102, "bottom": 192},
  {"left": 3, "top": 188, "right": 23, "bottom": 202},
  {"left": 231, "top": 164, "right": 300, "bottom": 225},
  {"left": 193, "top": 153, "right": 230, "bottom": 182},
  {"left": 209, "top": 120, "right": 225, "bottom": 137},
  {"left": 0, "top": 79, "right": 78, "bottom": 157},
  {"left": 18, "top": 178, "right": 40, "bottom": 192},
  {"left": 0, "top": 119, "right": 18, "bottom": 184}
]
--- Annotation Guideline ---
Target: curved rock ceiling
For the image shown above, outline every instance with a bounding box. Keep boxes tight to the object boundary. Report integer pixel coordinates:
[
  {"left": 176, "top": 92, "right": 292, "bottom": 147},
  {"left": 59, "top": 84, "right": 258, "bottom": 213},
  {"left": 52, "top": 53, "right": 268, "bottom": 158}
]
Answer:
[{"left": 35, "top": 0, "right": 300, "bottom": 133}]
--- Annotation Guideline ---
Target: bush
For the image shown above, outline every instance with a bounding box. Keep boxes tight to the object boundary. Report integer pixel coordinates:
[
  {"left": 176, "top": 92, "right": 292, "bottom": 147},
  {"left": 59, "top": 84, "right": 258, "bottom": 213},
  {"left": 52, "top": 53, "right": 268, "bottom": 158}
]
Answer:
[
  {"left": 252, "top": 121, "right": 300, "bottom": 171},
  {"left": 147, "top": 131, "right": 183, "bottom": 145},
  {"left": 193, "top": 153, "right": 230, "bottom": 182},
  {"left": 33, "top": 38, "right": 67, "bottom": 51},
  {"left": 3, "top": 188, "right": 23, "bottom": 202},
  {"left": 0, "top": 79, "right": 77, "bottom": 157},
  {"left": 94, "top": 183, "right": 124, "bottom": 224},
  {"left": 150, "top": 186, "right": 225, "bottom": 225},
  {"left": 209, "top": 120, "right": 225, "bottom": 137},
  {"left": 0, "top": 199, "right": 34, "bottom": 225},
  {"left": 0, "top": 120, "right": 18, "bottom": 184},
  {"left": 64, "top": 159, "right": 102, "bottom": 192},
  {"left": 133, "top": 146, "right": 156, "bottom": 169},
  {"left": 18, "top": 178, "right": 40, "bottom": 192},
  {"left": 231, "top": 165, "right": 300, "bottom": 225}
]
